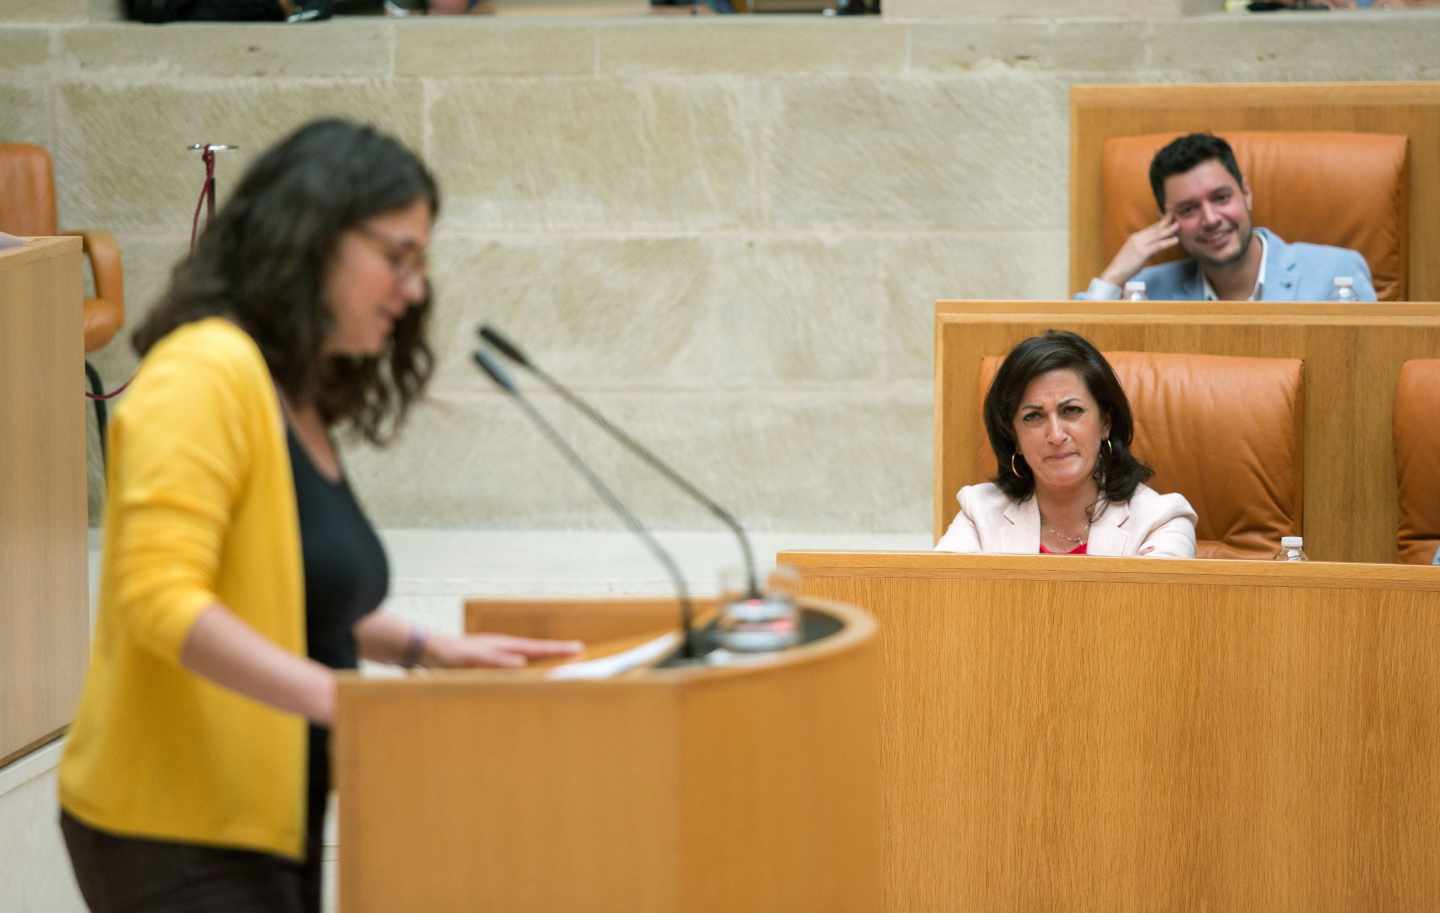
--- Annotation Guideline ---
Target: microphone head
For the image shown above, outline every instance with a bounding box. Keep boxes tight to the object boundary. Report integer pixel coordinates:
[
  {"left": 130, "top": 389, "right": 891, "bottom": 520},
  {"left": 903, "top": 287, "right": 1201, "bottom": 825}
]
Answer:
[
  {"left": 478, "top": 324, "right": 532, "bottom": 368},
  {"left": 471, "top": 348, "right": 518, "bottom": 393}
]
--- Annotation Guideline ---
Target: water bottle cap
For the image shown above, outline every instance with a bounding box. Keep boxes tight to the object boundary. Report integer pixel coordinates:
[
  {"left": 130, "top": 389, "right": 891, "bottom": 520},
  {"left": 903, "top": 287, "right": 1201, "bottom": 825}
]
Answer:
[
  {"left": 1334, "top": 276, "right": 1353, "bottom": 287},
  {"left": 1124, "top": 280, "right": 1146, "bottom": 291},
  {"left": 1280, "top": 536, "right": 1303, "bottom": 548}
]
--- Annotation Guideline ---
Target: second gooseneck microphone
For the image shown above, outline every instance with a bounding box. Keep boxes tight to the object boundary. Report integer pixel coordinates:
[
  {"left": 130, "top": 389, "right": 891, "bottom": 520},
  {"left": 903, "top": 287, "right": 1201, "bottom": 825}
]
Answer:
[
  {"left": 478, "top": 324, "right": 762, "bottom": 602},
  {"left": 471, "top": 347, "right": 701, "bottom": 659}
]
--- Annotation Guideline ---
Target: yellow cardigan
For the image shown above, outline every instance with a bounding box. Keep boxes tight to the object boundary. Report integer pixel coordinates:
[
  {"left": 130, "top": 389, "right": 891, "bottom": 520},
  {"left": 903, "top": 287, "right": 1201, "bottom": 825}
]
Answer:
[{"left": 60, "top": 318, "right": 310, "bottom": 860}]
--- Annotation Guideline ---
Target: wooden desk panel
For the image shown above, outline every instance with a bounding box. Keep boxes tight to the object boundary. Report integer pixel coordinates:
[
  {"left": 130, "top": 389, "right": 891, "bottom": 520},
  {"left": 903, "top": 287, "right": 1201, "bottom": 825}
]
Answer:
[
  {"left": 783, "top": 550, "right": 1440, "bottom": 913},
  {"left": 934, "top": 301, "right": 1440, "bottom": 563},
  {"left": 0, "top": 236, "right": 88, "bottom": 765}
]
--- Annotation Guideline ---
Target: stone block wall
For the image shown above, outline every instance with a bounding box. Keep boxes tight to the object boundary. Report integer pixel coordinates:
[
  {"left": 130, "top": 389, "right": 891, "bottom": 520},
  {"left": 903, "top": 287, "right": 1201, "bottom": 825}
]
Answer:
[{"left": 2, "top": 9, "right": 1437, "bottom": 534}]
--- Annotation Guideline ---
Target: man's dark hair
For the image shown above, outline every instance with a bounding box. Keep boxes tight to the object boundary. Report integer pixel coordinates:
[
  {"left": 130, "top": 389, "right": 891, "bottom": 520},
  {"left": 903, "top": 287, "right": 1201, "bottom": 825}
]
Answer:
[
  {"left": 134, "top": 118, "right": 439, "bottom": 446},
  {"left": 1148, "top": 132, "right": 1246, "bottom": 212},
  {"left": 983, "top": 330, "right": 1153, "bottom": 505}
]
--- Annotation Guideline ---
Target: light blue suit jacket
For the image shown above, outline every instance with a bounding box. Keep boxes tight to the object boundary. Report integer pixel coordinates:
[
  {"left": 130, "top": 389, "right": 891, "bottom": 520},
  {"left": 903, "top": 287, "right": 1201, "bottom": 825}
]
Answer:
[{"left": 1083, "top": 228, "right": 1377, "bottom": 301}]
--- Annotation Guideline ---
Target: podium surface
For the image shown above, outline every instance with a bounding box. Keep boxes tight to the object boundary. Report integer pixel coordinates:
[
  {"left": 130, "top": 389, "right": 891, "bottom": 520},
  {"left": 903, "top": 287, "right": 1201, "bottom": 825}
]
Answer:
[{"left": 335, "top": 597, "right": 878, "bottom": 913}]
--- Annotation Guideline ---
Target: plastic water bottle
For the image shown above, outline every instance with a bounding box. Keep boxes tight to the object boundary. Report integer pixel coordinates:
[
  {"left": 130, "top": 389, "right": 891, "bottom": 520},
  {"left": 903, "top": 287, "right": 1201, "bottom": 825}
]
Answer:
[
  {"left": 1333, "top": 277, "right": 1357, "bottom": 301},
  {"left": 1124, "top": 280, "right": 1147, "bottom": 301},
  {"left": 1273, "top": 536, "right": 1308, "bottom": 561}
]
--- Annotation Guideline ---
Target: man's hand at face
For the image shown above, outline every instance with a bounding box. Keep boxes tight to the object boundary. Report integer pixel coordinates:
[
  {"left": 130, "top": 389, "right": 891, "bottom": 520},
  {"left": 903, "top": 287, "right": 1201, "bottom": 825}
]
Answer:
[{"left": 1100, "top": 213, "right": 1180, "bottom": 288}]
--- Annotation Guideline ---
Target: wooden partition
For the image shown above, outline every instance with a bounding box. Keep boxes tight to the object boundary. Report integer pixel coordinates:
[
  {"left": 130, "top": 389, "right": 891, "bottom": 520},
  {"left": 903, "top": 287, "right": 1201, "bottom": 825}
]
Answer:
[
  {"left": 336, "top": 596, "right": 879, "bottom": 913},
  {"left": 1069, "top": 82, "right": 1440, "bottom": 300},
  {"left": 782, "top": 550, "right": 1440, "bottom": 913},
  {"left": 934, "top": 300, "right": 1440, "bottom": 563},
  {"left": 0, "top": 236, "right": 88, "bottom": 766}
]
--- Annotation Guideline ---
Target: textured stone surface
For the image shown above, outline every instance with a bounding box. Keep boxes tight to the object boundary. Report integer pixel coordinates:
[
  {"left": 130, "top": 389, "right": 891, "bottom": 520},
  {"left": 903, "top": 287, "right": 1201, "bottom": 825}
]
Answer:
[
  {"left": 395, "top": 20, "right": 594, "bottom": 77},
  {"left": 53, "top": 81, "right": 424, "bottom": 230},
  {"left": 879, "top": 230, "right": 1069, "bottom": 381},
  {"left": 0, "top": 27, "right": 51, "bottom": 72},
  {"left": 341, "top": 388, "right": 932, "bottom": 531},
  {"left": 427, "top": 234, "right": 884, "bottom": 390},
  {"left": 429, "top": 77, "right": 764, "bottom": 230},
  {"left": 911, "top": 20, "right": 1149, "bottom": 74},
  {"left": 0, "top": 82, "right": 49, "bottom": 145},
  {"left": 1144, "top": 14, "right": 1440, "bottom": 81},
  {"left": 3, "top": 14, "right": 1436, "bottom": 535},
  {"left": 63, "top": 22, "right": 391, "bottom": 78},
  {"left": 0, "top": 0, "right": 84, "bottom": 22},
  {"left": 596, "top": 19, "right": 907, "bottom": 75},
  {"left": 886, "top": 0, "right": 1189, "bottom": 19},
  {"left": 766, "top": 74, "right": 1069, "bottom": 231},
  {"left": 87, "top": 0, "right": 123, "bottom": 20}
]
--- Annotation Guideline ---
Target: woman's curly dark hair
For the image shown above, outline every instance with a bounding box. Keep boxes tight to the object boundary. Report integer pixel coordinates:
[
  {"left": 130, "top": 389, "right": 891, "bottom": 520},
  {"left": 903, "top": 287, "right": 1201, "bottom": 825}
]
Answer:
[
  {"left": 983, "top": 330, "right": 1153, "bottom": 505},
  {"left": 132, "top": 118, "right": 439, "bottom": 446}
]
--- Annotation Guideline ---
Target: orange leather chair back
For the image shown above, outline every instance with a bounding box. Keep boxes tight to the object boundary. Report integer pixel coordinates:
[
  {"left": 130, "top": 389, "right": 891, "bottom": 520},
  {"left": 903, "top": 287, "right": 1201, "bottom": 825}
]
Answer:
[
  {"left": 1101, "top": 131, "right": 1409, "bottom": 301},
  {"left": 0, "top": 142, "right": 124, "bottom": 354},
  {"left": 1394, "top": 359, "right": 1440, "bottom": 564},
  {"left": 977, "top": 351, "right": 1304, "bottom": 559},
  {"left": 0, "top": 143, "right": 59, "bottom": 236}
]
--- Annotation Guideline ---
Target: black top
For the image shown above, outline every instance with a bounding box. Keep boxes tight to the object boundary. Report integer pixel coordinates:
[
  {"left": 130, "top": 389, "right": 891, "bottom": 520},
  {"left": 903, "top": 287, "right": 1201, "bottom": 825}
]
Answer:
[{"left": 286, "top": 427, "right": 389, "bottom": 812}]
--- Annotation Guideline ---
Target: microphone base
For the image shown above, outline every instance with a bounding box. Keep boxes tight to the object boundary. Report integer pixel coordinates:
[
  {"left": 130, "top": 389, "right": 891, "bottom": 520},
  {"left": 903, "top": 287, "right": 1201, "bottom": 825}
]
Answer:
[{"left": 653, "top": 609, "right": 845, "bottom": 668}]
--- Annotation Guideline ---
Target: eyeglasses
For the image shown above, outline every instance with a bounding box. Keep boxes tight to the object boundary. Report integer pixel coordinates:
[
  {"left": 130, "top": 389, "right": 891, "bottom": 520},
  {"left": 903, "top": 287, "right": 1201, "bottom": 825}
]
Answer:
[{"left": 353, "top": 224, "right": 429, "bottom": 285}]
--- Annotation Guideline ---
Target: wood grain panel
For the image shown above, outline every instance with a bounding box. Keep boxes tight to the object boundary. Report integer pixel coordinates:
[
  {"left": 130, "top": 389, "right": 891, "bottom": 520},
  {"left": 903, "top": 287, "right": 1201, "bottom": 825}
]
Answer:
[
  {"left": 338, "top": 598, "right": 879, "bottom": 913},
  {"left": 1069, "top": 82, "right": 1440, "bottom": 300},
  {"left": 783, "top": 550, "right": 1440, "bottom": 913},
  {"left": 465, "top": 594, "right": 715, "bottom": 645},
  {"left": 933, "top": 300, "right": 1440, "bottom": 563},
  {"left": 0, "top": 236, "right": 88, "bottom": 766}
]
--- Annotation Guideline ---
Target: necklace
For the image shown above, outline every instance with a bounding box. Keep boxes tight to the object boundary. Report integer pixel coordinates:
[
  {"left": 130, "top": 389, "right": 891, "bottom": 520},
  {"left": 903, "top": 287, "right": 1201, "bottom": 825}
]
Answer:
[{"left": 1043, "top": 520, "right": 1090, "bottom": 546}]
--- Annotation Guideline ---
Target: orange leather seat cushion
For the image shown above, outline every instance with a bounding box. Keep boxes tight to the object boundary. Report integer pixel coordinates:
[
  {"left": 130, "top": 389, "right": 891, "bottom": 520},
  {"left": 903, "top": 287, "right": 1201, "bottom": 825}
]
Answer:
[
  {"left": 1102, "top": 131, "right": 1409, "bottom": 301},
  {"left": 1394, "top": 359, "right": 1440, "bottom": 564},
  {"left": 977, "top": 351, "right": 1304, "bottom": 559}
]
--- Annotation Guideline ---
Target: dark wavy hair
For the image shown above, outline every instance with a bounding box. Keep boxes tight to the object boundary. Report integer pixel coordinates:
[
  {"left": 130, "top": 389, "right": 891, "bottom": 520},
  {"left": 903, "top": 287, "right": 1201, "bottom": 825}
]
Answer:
[
  {"left": 983, "top": 330, "right": 1152, "bottom": 506},
  {"left": 133, "top": 118, "right": 439, "bottom": 446},
  {"left": 1148, "top": 132, "right": 1246, "bottom": 212}
]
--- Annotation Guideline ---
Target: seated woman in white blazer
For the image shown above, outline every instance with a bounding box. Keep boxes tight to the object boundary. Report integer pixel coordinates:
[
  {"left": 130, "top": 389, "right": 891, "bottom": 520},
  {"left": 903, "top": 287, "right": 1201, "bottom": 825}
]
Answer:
[{"left": 936, "top": 330, "right": 1197, "bottom": 558}]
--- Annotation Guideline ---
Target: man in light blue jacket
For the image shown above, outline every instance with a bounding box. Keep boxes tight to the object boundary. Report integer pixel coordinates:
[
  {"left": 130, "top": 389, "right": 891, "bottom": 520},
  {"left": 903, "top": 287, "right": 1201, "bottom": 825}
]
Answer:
[{"left": 1079, "top": 133, "right": 1376, "bottom": 302}]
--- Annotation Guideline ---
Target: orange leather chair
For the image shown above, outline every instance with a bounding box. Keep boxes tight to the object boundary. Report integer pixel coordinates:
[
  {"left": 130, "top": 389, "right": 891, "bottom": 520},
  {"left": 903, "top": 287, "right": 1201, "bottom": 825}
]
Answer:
[
  {"left": 1100, "top": 131, "right": 1409, "bottom": 301},
  {"left": 978, "top": 351, "right": 1304, "bottom": 559},
  {"left": 1394, "top": 359, "right": 1440, "bottom": 564},
  {"left": 0, "top": 143, "right": 125, "bottom": 461}
]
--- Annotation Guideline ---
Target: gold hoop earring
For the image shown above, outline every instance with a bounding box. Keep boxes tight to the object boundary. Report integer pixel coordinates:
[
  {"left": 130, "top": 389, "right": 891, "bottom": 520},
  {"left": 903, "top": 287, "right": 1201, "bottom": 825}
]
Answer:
[
  {"left": 1103, "top": 438, "right": 1114, "bottom": 459},
  {"left": 1010, "top": 453, "right": 1021, "bottom": 477}
]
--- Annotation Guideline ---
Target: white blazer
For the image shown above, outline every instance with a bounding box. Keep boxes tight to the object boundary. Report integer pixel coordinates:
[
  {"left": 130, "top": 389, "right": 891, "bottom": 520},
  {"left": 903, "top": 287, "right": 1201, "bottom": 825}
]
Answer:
[{"left": 934, "top": 482, "right": 1197, "bottom": 558}]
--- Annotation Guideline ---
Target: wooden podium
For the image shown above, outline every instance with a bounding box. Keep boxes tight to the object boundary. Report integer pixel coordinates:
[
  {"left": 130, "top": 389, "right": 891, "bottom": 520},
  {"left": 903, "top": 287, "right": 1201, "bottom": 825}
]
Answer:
[
  {"left": 333, "top": 596, "right": 878, "bottom": 913},
  {"left": 0, "top": 236, "right": 88, "bottom": 766}
]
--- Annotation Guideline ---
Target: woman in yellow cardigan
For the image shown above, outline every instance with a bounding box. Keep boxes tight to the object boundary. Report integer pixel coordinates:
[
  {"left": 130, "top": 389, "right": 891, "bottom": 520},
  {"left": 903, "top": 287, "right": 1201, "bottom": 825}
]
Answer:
[{"left": 58, "top": 119, "right": 581, "bottom": 913}]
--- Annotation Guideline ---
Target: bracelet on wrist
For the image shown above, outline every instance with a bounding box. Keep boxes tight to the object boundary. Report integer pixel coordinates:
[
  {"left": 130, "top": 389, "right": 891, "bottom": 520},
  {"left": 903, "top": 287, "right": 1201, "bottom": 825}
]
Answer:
[{"left": 401, "top": 625, "right": 429, "bottom": 669}]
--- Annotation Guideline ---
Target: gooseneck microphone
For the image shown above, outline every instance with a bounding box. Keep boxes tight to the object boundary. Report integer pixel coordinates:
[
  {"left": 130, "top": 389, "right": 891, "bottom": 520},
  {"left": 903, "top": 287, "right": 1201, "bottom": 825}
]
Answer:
[
  {"left": 478, "top": 324, "right": 762, "bottom": 602},
  {"left": 471, "top": 348, "right": 701, "bottom": 659}
]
